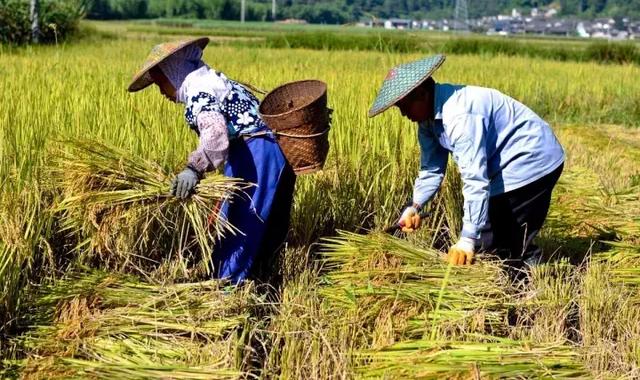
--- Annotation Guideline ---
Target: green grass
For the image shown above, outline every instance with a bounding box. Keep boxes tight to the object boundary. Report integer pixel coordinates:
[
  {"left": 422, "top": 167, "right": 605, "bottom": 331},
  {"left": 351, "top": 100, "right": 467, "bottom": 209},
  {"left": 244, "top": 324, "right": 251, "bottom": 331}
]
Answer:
[{"left": 94, "top": 19, "right": 640, "bottom": 65}]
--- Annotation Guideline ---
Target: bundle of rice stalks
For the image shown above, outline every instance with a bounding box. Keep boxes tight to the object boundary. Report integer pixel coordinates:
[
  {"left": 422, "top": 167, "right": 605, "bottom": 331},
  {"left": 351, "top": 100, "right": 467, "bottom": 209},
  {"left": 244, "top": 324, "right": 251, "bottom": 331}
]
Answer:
[
  {"left": 553, "top": 170, "right": 640, "bottom": 243},
  {"left": 0, "top": 187, "right": 53, "bottom": 336},
  {"left": 580, "top": 186, "right": 640, "bottom": 243},
  {"left": 13, "top": 269, "right": 265, "bottom": 379},
  {"left": 355, "top": 336, "right": 587, "bottom": 379},
  {"left": 319, "top": 231, "right": 513, "bottom": 343},
  {"left": 593, "top": 242, "right": 640, "bottom": 286},
  {"left": 53, "top": 139, "right": 249, "bottom": 280}
]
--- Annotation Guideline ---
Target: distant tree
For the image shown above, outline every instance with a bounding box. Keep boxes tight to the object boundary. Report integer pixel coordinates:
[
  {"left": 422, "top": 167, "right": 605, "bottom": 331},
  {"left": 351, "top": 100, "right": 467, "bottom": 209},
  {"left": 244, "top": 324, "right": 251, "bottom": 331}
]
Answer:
[{"left": 220, "top": 0, "right": 238, "bottom": 20}]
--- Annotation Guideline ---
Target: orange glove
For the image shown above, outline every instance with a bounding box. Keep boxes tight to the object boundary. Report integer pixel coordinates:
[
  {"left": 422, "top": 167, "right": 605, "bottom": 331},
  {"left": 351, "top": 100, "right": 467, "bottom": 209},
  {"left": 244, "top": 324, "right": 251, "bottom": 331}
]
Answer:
[
  {"left": 399, "top": 206, "right": 422, "bottom": 232},
  {"left": 446, "top": 237, "right": 477, "bottom": 265}
]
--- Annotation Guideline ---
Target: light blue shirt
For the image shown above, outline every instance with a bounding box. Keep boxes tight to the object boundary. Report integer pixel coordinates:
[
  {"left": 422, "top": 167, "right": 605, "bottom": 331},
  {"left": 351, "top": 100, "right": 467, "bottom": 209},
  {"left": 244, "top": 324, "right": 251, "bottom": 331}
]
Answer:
[{"left": 413, "top": 83, "right": 565, "bottom": 240}]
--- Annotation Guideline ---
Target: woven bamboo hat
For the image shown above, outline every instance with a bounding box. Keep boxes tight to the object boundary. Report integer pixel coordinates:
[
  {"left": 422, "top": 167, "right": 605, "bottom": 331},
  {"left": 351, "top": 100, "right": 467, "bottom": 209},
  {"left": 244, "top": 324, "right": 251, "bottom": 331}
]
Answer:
[
  {"left": 127, "top": 37, "right": 210, "bottom": 93},
  {"left": 368, "top": 54, "right": 446, "bottom": 117}
]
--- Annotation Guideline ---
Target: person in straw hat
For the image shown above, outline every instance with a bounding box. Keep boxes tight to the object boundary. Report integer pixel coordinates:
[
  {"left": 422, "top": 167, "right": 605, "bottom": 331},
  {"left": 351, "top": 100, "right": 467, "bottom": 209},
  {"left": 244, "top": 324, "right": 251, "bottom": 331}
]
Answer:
[
  {"left": 128, "top": 38, "right": 296, "bottom": 284},
  {"left": 369, "top": 54, "right": 564, "bottom": 269}
]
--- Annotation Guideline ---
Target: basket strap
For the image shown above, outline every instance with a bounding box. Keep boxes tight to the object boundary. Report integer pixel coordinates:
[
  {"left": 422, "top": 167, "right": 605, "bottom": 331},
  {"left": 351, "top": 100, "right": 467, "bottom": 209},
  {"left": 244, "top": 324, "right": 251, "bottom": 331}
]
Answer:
[
  {"left": 235, "top": 80, "right": 268, "bottom": 95},
  {"left": 241, "top": 130, "right": 275, "bottom": 140},
  {"left": 274, "top": 127, "right": 330, "bottom": 139},
  {"left": 243, "top": 127, "right": 330, "bottom": 140}
]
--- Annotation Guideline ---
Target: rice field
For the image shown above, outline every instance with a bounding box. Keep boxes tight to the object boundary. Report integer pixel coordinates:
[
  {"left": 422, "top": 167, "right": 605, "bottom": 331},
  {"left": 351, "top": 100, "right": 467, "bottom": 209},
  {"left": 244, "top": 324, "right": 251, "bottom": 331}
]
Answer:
[{"left": 1, "top": 28, "right": 639, "bottom": 379}]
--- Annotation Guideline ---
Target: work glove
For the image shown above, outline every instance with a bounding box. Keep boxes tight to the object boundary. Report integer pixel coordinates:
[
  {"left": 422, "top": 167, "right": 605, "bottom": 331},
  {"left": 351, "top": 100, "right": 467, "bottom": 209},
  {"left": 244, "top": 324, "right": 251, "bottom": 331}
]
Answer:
[
  {"left": 447, "top": 237, "right": 477, "bottom": 266},
  {"left": 399, "top": 206, "right": 422, "bottom": 233},
  {"left": 171, "top": 167, "right": 200, "bottom": 199}
]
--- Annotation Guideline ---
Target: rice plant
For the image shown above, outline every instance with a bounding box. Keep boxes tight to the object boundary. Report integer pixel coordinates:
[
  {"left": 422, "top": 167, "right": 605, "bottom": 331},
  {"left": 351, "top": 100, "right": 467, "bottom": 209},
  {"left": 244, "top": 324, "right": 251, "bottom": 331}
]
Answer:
[
  {"left": 262, "top": 269, "right": 359, "bottom": 379},
  {"left": 0, "top": 187, "right": 54, "bottom": 334},
  {"left": 579, "top": 261, "right": 640, "bottom": 377}
]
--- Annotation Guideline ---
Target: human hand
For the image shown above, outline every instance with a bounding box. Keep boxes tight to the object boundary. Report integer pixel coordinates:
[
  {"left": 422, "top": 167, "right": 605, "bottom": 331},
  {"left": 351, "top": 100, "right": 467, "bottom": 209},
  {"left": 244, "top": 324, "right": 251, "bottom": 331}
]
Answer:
[{"left": 446, "top": 237, "right": 477, "bottom": 265}]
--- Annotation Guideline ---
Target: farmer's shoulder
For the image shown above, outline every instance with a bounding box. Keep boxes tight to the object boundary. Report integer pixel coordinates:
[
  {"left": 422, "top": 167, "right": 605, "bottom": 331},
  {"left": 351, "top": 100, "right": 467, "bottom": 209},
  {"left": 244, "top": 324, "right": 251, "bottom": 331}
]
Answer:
[{"left": 441, "top": 84, "right": 502, "bottom": 120}]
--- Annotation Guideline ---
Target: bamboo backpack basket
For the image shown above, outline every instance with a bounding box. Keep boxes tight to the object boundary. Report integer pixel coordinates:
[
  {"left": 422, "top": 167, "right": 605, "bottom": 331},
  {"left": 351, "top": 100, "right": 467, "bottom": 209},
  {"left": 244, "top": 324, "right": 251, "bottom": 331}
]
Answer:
[{"left": 258, "top": 80, "right": 331, "bottom": 175}]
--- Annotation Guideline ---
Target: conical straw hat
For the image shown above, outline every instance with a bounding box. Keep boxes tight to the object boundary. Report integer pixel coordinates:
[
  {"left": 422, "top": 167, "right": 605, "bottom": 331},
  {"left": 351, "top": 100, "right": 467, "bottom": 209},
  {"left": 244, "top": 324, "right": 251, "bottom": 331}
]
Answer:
[
  {"left": 127, "top": 37, "right": 209, "bottom": 92},
  {"left": 368, "top": 54, "right": 446, "bottom": 117}
]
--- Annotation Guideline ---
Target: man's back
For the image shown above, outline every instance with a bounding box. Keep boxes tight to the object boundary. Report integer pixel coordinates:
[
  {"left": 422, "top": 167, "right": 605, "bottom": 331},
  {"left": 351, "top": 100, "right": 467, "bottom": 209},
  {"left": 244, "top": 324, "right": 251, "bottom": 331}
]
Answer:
[{"left": 435, "top": 83, "right": 565, "bottom": 195}]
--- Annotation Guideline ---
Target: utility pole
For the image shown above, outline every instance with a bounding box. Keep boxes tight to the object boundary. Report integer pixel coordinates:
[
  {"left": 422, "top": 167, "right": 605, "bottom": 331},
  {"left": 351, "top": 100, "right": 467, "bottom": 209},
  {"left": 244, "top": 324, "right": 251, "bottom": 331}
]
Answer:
[
  {"left": 30, "top": 0, "right": 39, "bottom": 43},
  {"left": 454, "top": 0, "right": 469, "bottom": 33},
  {"left": 241, "top": 0, "right": 245, "bottom": 23},
  {"left": 272, "top": 0, "right": 276, "bottom": 21}
]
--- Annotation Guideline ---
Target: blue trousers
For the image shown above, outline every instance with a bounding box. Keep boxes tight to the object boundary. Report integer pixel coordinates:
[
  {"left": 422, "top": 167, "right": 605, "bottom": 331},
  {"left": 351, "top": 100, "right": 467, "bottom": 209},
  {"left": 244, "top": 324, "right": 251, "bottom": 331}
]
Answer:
[{"left": 213, "top": 134, "right": 296, "bottom": 283}]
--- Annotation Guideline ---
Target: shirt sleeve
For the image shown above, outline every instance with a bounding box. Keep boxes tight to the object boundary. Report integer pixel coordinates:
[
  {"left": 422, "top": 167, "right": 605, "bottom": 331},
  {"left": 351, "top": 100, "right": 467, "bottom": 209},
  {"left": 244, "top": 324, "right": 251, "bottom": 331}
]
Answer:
[
  {"left": 449, "top": 113, "right": 490, "bottom": 240},
  {"left": 413, "top": 123, "right": 449, "bottom": 207},
  {"left": 187, "top": 111, "right": 229, "bottom": 174}
]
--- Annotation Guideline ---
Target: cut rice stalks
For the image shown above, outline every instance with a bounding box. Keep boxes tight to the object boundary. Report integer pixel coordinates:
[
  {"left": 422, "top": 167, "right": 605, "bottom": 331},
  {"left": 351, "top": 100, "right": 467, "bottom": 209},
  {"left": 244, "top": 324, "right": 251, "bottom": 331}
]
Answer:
[
  {"left": 355, "top": 336, "right": 588, "bottom": 379},
  {"left": 319, "top": 231, "right": 513, "bottom": 342},
  {"left": 12, "top": 269, "right": 265, "bottom": 379},
  {"left": 52, "top": 139, "right": 250, "bottom": 280}
]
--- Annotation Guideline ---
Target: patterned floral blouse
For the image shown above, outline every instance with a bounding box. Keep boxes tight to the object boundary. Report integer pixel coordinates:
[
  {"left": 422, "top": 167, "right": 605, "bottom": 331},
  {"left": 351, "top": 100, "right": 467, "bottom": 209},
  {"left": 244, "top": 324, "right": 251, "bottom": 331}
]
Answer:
[{"left": 184, "top": 74, "right": 267, "bottom": 174}]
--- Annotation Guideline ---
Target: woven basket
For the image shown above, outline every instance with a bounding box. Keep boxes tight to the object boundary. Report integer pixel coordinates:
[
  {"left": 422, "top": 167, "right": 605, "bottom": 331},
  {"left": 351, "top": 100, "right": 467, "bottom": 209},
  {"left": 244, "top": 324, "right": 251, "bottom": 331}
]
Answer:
[{"left": 259, "top": 80, "right": 331, "bottom": 175}]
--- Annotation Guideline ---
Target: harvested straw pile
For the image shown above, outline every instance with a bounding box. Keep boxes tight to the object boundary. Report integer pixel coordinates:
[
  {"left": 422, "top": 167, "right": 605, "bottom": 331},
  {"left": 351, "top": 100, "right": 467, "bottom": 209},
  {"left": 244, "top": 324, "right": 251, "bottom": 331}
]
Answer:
[
  {"left": 320, "top": 231, "right": 512, "bottom": 342},
  {"left": 356, "top": 336, "right": 587, "bottom": 379},
  {"left": 15, "top": 270, "right": 264, "bottom": 379},
  {"left": 551, "top": 169, "right": 639, "bottom": 243},
  {"left": 53, "top": 139, "right": 248, "bottom": 280},
  {"left": 262, "top": 232, "right": 588, "bottom": 378},
  {"left": 316, "top": 232, "right": 588, "bottom": 378}
]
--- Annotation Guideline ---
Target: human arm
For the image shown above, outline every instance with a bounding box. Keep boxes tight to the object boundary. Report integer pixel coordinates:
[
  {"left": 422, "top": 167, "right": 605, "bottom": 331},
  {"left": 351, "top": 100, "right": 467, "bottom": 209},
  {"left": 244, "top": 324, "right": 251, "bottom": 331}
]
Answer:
[
  {"left": 401, "top": 123, "right": 448, "bottom": 231},
  {"left": 446, "top": 113, "right": 490, "bottom": 264},
  {"left": 187, "top": 111, "right": 230, "bottom": 175},
  {"left": 171, "top": 111, "right": 229, "bottom": 198}
]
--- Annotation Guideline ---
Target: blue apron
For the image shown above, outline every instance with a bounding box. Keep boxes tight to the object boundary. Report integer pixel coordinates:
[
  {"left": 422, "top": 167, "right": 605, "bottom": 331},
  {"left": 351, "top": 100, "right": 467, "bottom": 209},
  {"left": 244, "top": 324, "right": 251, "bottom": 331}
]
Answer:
[{"left": 213, "top": 133, "right": 295, "bottom": 283}]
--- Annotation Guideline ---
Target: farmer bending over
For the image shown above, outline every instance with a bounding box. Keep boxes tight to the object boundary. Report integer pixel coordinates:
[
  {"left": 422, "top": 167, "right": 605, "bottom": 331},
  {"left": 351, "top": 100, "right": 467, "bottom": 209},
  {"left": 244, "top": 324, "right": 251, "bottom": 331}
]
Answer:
[
  {"left": 369, "top": 55, "right": 564, "bottom": 268},
  {"left": 128, "top": 38, "right": 296, "bottom": 283}
]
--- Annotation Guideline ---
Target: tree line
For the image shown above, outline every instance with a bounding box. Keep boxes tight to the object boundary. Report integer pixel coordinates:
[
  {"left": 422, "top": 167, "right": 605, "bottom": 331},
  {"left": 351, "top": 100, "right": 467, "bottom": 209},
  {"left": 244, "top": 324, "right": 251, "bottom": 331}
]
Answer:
[{"left": 84, "top": 0, "right": 640, "bottom": 23}]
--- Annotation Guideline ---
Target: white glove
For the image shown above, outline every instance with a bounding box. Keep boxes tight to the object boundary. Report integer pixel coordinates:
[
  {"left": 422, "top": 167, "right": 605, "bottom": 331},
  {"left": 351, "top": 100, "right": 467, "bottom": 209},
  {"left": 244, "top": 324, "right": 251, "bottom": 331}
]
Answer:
[
  {"left": 447, "top": 237, "right": 477, "bottom": 265},
  {"left": 399, "top": 206, "right": 421, "bottom": 232}
]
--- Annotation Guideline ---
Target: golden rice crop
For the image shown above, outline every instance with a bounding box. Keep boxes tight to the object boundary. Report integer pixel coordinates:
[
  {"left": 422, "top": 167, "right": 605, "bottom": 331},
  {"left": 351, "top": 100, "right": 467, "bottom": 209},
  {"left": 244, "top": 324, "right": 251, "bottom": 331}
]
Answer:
[
  {"left": 15, "top": 269, "right": 265, "bottom": 379},
  {"left": 0, "top": 187, "right": 53, "bottom": 333},
  {"left": 1, "top": 26, "right": 640, "bottom": 379},
  {"left": 52, "top": 139, "right": 249, "bottom": 280},
  {"left": 320, "top": 231, "right": 512, "bottom": 341},
  {"left": 355, "top": 336, "right": 587, "bottom": 379}
]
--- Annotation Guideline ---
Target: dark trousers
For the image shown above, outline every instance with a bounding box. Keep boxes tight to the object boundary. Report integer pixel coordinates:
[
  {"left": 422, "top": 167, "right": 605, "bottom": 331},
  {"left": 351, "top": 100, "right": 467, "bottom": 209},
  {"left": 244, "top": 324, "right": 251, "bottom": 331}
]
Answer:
[{"left": 479, "top": 163, "right": 563, "bottom": 267}]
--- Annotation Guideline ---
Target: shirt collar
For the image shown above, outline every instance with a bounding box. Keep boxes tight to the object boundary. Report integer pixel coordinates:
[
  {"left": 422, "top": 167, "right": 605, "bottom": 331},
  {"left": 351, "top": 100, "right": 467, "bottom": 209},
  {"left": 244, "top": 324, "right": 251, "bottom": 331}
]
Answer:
[
  {"left": 433, "top": 83, "right": 464, "bottom": 121},
  {"left": 433, "top": 82, "right": 444, "bottom": 120},
  {"left": 419, "top": 83, "right": 451, "bottom": 127}
]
